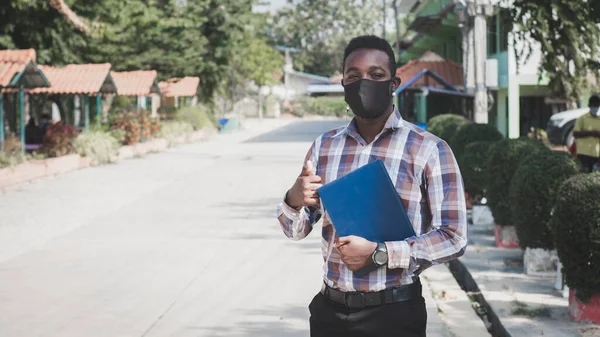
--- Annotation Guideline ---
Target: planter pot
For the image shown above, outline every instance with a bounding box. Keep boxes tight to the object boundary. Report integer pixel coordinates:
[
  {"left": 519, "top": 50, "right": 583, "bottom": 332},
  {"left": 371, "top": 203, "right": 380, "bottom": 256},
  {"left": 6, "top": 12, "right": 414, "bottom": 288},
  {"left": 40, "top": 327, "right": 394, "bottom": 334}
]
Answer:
[
  {"left": 523, "top": 248, "right": 558, "bottom": 277},
  {"left": 79, "top": 156, "right": 91, "bottom": 169},
  {"left": 472, "top": 205, "right": 494, "bottom": 226},
  {"left": 0, "top": 161, "right": 46, "bottom": 189},
  {"left": 119, "top": 145, "right": 135, "bottom": 160},
  {"left": 45, "top": 154, "right": 81, "bottom": 176},
  {"left": 494, "top": 224, "right": 519, "bottom": 248},
  {"left": 569, "top": 290, "right": 600, "bottom": 323}
]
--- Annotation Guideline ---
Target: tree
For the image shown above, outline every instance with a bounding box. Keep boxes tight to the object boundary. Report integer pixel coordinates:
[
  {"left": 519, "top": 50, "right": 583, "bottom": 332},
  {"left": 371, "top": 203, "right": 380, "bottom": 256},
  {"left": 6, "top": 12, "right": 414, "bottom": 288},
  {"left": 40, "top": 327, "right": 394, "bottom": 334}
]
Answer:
[
  {"left": 0, "top": 0, "right": 87, "bottom": 65},
  {"left": 511, "top": 1, "right": 600, "bottom": 104},
  {"left": 267, "top": 0, "right": 382, "bottom": 77}
]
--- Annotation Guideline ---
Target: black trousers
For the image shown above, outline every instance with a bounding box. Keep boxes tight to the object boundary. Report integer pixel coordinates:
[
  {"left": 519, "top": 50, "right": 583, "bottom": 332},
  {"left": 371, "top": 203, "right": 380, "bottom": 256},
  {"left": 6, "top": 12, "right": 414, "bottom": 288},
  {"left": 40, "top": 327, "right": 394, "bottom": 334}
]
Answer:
[
  {"left": 578, "top": 154, "right": 599, "bottom": 173},
  {"left": 309, "top": 292, "right": 427, "bottom": 337}
]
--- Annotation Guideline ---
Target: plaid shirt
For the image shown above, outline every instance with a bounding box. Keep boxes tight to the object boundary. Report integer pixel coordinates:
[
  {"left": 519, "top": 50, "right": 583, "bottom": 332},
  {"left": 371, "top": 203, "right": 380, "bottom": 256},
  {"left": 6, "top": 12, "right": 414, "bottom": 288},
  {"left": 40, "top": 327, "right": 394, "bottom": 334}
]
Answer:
[{"left": 276, "top": 108, "right": 468, "bottom": 292}]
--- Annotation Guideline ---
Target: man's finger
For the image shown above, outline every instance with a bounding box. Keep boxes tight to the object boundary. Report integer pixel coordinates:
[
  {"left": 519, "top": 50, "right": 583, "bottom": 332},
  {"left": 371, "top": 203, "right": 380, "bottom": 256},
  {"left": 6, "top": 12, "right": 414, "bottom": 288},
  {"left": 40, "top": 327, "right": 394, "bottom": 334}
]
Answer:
[
  {"left": 307, "top": 183, "right": 323, "bottom": 191},
  {"left": 306, "top": 175, "right": 322, "bottom": 183},
  {"left": 300, "top": 160, "right": 313, "bottom": 177},
  {"left": 337, "top": 237, "right": 352, "bottom": 246}
]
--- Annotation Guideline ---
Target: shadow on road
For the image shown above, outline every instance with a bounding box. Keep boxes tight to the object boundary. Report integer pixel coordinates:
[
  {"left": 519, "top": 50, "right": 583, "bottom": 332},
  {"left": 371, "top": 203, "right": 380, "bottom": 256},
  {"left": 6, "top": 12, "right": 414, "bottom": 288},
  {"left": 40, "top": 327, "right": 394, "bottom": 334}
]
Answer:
[
  {"left": 188, "top": 305, "right": 310, "bottom": 337},
  {"left": 245, "top": 120, "right": 347, "bottom": 143}
]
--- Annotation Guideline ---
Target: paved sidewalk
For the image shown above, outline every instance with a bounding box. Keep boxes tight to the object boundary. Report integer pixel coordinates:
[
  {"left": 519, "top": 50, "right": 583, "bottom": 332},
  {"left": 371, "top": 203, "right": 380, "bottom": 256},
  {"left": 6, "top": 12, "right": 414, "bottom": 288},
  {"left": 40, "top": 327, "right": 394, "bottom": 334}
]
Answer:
[
  {"left": 0, "top": 118, "right": 459, "bottom": 336},
  {"left": 462, "top": 223, "right": 600, "bottom": 337}
]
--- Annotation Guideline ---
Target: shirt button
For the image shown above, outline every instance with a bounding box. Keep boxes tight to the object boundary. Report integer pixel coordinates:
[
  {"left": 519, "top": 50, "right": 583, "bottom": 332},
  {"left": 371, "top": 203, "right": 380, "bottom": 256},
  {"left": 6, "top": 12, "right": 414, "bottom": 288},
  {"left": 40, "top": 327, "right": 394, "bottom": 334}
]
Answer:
[{"left": 346, "top": 281, "right": 350, "bottom": 286}]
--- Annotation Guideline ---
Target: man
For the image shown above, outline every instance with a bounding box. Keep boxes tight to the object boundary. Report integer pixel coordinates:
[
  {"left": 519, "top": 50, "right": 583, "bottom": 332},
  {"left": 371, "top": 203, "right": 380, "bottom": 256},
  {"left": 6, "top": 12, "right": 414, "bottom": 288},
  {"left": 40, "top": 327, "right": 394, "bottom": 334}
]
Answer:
[
  {"left": 573, "top": 95, "right": 600, "bottom": 172},
  {"left": 276, "top": 35, "right": 467, "bottom": 336}
]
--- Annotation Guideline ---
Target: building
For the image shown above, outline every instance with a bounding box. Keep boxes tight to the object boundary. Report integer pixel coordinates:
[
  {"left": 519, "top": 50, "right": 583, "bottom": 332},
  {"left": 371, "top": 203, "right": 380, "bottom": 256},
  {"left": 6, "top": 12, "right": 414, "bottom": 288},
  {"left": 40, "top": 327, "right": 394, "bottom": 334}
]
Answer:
[{"left": 397, "top": 0, "right": 569, "bottom": 138}]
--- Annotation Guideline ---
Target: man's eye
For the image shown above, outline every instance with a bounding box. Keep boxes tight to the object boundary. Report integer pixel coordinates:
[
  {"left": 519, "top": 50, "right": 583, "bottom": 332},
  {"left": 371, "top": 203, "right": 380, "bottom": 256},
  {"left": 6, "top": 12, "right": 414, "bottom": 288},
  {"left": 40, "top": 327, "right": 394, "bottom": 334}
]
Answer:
[{"left": 372, "top": 73, "right": 384, "bottom": 78}]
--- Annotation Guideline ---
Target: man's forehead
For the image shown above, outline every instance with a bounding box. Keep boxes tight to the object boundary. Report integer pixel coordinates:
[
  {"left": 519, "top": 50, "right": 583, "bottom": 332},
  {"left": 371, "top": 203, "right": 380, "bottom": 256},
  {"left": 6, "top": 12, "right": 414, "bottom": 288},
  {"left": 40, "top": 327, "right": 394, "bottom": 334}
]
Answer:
[{"left": 344, "top": 48, "right": 389, "bottom": 69}]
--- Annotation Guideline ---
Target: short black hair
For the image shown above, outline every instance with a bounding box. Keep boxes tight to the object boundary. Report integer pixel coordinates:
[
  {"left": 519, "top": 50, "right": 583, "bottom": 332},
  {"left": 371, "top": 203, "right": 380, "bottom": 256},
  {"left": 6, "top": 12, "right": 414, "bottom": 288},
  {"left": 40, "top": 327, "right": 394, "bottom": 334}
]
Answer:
[
  {"left": 589, "top": 95, "right": 600, "bottom": 107},
  {"left": 343, "top": 35, "right": 396, "bottom": 77}
]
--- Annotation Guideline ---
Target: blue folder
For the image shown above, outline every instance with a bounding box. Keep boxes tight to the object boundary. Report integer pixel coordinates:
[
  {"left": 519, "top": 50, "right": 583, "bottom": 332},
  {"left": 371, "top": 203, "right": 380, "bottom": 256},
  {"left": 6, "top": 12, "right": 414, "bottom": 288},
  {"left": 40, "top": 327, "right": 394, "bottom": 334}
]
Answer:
[{"left": 317, "top": 159, "right": 416, "bottom": 277}]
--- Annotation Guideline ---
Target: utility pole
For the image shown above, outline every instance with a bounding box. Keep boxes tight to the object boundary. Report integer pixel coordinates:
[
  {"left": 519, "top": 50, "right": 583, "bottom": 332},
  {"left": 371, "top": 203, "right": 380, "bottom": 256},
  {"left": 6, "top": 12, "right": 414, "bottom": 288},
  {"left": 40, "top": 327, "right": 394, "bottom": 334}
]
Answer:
[
  {"left": 382, "top": 0, "right": 387, "bottom": 40},
  {"left": 455, "top": 0, "right": 492, "bottom": 124}
]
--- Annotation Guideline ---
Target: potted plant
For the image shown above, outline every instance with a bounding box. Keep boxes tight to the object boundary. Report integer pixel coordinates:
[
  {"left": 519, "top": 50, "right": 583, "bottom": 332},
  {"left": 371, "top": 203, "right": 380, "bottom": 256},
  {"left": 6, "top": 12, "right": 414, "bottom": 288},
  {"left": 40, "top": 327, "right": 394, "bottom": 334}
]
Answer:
[
  {"left": 485, "top": 138, "right": 549, "bottom": 248},
  {"left": 509, "top": 151, "right": 581, "bottom": 276},
  {"left": 458, "top": 141, "right": 496, "bottom": 225},
  {"left": 550, "top": 172, "right": 600, "bottom": 323}
]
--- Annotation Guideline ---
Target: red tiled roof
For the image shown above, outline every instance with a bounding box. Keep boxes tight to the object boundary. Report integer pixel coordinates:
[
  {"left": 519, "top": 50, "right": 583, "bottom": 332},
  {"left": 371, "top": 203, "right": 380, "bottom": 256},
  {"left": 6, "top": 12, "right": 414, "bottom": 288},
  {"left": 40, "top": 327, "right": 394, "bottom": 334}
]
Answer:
[
  {"left": 30, "top": 63, "right": 116, "bottom": 95},
  {"left": 111, "top": 70, "right": 159, "bottom": 96},
  {"left": 0, "top": 62, "right": 26, "bottom": 87},
  {"left": 0, "top": 49, "right": 36, "bottom": 63},
  {"left": 159, "top": 77, "right": 199, "bottom": 97},
  {"left": 396, "top": 51, "right": 463, "bottom": 88}
]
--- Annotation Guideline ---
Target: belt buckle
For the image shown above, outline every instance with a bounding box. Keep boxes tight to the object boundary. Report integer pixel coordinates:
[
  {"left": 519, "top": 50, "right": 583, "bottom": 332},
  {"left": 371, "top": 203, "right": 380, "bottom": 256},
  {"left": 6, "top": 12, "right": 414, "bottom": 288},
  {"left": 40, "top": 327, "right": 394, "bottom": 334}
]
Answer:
[{"left": 344, "top": 292, "right": 366, "bottom": 309}]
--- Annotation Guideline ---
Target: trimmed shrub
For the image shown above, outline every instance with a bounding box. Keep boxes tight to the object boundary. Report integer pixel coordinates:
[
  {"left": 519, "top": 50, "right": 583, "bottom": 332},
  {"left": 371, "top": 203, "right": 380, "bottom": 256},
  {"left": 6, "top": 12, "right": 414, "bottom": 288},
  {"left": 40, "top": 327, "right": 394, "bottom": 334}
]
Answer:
[
  {"left": 485, "top": 138, "right": 550, "bottom": 226},
  {"left": 509, "top": 151, "right": 581, "bottom": 249},
  {"left": 451, "top": 123, "right": 503, "bottom": 160},
  {"left": 550, "top": 172, "right": 600, "bottom": 302},
  {"left": 74, "top": 131, "right": 120, "bottom": 165},
  {"left": 458, "top": 141, "right": 494, "bottom": 201},
  {"left": 41, "top": 121, "right": 78, "bottom": 157},
  {"left": 427, "top": 114, "right": 470, "bottom": 147},
  {"left": 175, "top": 107, "right": 217, "bottom": 130},
  {"left": 157, "top": 121, "right": 194, "bottom": 146}
]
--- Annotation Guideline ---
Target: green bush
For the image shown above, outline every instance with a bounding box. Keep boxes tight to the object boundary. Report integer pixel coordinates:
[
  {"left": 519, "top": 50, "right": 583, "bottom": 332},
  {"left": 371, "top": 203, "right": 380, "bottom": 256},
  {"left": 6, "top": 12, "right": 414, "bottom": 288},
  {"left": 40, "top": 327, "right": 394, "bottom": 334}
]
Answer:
[
  {"left": 296, "top": 97, "right": 348, "bottom": 117},
  {"left": 458, "top": 141, "right": 494, "bottom": 201},
  {"left": 427, "top": 114, "right": 470, "bottom": 147},
  {"left": 485, "top": 138, "right": 550, "bottom": 226},
  {"left": 509, "top": 151, "right": 581, "bottom": 249},
  {"left": 158, "top": 121, "right": 194, "bottom": 146},
  {"left": 74, "top": 131, "right": 120, "bottom": 165},
  {"left": 0, "top": 135, "right": 27, "bottom": 168},
  {"left": 550, "top": 172, "right": 600, "bottom": 302},
  {"left": 451, "top": 123, "right": 503, "bottom": 160},
  {"left": 175, "top": 107, "right": 217, "bottom": 130}
]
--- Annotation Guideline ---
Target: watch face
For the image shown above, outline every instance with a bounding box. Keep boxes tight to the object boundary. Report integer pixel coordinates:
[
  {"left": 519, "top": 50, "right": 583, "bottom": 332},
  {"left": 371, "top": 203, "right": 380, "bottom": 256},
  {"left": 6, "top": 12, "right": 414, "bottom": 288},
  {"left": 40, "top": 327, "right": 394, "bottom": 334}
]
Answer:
[{"left": 375, "top": 251, "right": 388, "bottom": 265}]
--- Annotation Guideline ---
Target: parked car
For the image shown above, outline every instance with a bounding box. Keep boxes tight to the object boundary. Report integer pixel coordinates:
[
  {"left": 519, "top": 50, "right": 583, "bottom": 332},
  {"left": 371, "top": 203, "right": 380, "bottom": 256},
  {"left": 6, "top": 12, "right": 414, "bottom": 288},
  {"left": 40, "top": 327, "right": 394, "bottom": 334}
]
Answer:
[{"left": 547, "top": 108, "right": 589, "bottom": 147}]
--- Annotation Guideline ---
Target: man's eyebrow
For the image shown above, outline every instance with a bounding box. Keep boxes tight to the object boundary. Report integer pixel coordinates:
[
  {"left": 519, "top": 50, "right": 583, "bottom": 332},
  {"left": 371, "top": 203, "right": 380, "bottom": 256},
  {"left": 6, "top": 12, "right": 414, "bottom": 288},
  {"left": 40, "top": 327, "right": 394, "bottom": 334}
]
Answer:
[
  {"left": 345, "top": 66, "right": 360, "bottom": 73},
  {"left": 369, "top": 66, "right": 387, "bottom": 72}
]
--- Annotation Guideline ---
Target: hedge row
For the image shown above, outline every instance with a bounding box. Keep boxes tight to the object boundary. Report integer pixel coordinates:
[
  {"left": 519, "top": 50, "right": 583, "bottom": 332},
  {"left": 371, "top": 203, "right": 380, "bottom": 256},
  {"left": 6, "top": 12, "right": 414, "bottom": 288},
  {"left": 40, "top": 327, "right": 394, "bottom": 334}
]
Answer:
[{"left": 429, "top": 113, "right": 598, "bottom": 302}]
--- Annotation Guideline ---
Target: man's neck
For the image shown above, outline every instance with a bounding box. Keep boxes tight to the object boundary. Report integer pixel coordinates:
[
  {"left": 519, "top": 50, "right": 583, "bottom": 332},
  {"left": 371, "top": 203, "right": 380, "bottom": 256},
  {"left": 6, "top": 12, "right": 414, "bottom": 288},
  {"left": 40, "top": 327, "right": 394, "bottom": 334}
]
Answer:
[{"left": 355, "top": 104, "right": 394, "bottom": 144}]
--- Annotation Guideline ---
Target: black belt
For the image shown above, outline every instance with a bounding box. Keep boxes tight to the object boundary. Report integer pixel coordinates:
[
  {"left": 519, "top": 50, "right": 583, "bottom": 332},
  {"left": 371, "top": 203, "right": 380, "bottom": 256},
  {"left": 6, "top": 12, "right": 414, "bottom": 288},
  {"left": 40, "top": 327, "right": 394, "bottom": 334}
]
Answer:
[{"left": 320, "top": 279, "right": 422, "bottom": 309}]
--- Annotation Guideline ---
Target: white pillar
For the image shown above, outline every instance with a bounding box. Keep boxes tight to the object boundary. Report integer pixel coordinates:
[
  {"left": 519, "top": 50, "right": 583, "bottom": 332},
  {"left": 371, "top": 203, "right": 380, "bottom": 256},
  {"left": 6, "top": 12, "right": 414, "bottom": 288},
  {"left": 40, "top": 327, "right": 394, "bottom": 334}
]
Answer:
[{"left": 473, "top": 0, "right": 488, "bottom": 123}]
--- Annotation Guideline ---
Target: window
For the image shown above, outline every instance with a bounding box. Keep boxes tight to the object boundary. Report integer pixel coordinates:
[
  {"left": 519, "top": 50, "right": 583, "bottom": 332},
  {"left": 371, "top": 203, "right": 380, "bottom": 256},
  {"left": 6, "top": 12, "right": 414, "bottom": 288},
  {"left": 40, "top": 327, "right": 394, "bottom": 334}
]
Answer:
[
  {"left": 487, "top": 13, "right": 498, "bottom": 55},
  {"left": 499, "top": 9, "right": 511, "bottom": 52}
]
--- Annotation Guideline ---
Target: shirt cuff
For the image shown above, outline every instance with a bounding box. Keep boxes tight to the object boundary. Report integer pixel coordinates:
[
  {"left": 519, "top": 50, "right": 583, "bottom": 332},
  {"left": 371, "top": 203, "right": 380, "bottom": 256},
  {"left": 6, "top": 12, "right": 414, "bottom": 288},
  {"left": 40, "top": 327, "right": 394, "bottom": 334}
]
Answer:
[
  {"left": 280, "top": 199, "right": 304, "bottom": 221},
  {"left": 385, "top": 240, "right": 411, "bottom": 270}
]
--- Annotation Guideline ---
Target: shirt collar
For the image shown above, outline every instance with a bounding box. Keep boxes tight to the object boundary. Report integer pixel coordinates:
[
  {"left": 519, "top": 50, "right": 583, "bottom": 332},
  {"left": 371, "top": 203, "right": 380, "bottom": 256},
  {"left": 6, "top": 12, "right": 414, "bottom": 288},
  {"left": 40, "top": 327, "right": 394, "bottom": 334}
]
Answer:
[{"left": 333, "top": 106, "right": 404, "bottom": 138}]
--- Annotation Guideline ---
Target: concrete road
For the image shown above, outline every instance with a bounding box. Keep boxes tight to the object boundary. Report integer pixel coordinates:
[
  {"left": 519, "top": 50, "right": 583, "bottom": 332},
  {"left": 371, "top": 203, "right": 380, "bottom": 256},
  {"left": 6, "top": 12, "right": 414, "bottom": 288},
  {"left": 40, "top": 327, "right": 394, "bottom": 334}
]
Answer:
[{"left": 0, "top": 119, "right": 451, "bottom": 337}]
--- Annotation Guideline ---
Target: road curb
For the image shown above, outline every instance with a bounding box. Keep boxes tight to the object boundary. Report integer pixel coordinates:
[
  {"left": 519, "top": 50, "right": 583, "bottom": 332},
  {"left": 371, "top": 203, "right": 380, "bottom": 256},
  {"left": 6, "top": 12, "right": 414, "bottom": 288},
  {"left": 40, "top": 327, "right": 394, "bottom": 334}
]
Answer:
[{"left": 422, "top": 264, "right": 491, "bottom": 337}]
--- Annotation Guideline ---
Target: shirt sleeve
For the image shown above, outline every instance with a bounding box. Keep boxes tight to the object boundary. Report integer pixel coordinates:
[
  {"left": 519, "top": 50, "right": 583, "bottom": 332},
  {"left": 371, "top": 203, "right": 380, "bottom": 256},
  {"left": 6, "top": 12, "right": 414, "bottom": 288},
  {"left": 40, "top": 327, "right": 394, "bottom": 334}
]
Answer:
[
  {"left": 384, "top": 140, "right": 468, "bottom": 272},
  {"left": 276, "top": 141, "right": 322, "bottom": 241}
]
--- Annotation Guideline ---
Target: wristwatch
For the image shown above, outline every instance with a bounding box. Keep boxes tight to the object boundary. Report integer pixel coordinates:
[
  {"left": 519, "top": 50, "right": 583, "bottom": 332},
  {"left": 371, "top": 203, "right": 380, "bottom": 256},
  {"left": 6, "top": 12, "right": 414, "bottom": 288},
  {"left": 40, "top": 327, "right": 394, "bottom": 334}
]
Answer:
[{"left": 372, "top": 242, "right": 388, "bottom": 266}]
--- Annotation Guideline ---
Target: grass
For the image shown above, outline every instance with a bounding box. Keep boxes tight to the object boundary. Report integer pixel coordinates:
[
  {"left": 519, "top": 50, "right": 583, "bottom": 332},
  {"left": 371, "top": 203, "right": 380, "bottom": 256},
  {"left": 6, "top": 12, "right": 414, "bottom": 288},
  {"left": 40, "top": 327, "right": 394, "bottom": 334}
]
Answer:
[{"left": 511, "top": 301, "right": 551, "bottom": 318}]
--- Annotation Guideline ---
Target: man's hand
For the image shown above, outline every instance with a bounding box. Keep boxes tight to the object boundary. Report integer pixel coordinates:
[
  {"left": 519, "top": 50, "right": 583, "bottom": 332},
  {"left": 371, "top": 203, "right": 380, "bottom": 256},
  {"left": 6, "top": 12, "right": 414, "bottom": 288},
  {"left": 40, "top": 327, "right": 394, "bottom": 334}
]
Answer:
[
  {"left": 335, "top": 236, "right": 378, "bottom": 272},
  {"left": 285, "top": 160, "right": 323, "bottom": 209}
]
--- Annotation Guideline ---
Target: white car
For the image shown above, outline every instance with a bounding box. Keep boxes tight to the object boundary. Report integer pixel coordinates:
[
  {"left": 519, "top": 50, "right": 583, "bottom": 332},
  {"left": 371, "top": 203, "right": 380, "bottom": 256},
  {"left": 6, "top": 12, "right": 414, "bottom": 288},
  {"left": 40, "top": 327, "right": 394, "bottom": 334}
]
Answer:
[{"left": 547, "top": 108, "right": 589, "bottom": 147}]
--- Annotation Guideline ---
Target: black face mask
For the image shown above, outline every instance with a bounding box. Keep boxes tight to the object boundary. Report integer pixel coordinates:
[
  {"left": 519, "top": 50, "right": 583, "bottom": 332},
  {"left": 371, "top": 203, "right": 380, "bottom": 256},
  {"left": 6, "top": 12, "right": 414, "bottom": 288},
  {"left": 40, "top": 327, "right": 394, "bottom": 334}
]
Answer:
[{"left": 343, "top": 78, "right": 393, "bottom": 119}]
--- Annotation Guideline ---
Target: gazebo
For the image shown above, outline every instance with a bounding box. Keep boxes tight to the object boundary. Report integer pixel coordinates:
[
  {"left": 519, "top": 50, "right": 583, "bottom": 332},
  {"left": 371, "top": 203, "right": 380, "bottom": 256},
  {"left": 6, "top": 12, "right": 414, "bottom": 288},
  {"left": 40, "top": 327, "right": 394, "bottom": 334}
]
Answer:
[
  {"left": 29, "top": 63, "right": 118, "bottom": 130},
  {"left": 111, "top": 70, "right": 161, "bottom": 117},
  {"left": 0, "top": 49, "right": 50, "bottom": 150},
  {"left": 158, "top": 76, "right": 200, "bottom": 108}
]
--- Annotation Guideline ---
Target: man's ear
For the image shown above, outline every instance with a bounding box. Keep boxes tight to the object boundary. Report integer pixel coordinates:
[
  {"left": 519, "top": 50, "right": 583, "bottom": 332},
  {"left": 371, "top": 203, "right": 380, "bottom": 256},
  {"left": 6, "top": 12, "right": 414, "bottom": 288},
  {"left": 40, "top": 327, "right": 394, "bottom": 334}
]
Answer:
[{"left": 391, "top": 76, "right": 401, "bottom": 91}]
